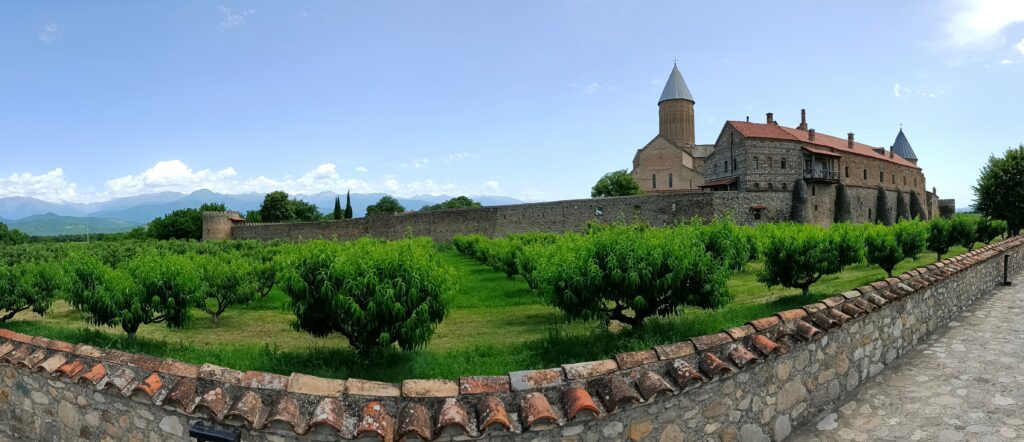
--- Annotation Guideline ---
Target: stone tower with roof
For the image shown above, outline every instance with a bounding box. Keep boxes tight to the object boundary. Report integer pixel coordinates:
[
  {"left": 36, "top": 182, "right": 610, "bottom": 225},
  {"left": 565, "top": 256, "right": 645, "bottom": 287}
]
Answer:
[{"left": 630, "top": 64, "right": 714, "bottom": 192}]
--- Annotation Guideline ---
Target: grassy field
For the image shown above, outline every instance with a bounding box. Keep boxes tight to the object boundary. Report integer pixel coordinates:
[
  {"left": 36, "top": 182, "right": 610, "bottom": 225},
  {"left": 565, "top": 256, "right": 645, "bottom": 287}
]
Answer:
[{"left": 3, "top": 246, "right": 973, "bottom": 382}]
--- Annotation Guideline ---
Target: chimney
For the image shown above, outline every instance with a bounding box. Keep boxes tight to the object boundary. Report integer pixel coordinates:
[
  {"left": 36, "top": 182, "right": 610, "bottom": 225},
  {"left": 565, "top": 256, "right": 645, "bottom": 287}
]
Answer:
[
  {"left": 808, "top": 128, "right": 815, "bottom": 141},
  {"left": 847, "top": 133, "right": 855, "bottom": 149},
  {"left": 889, "top": 149, "right": 894, "bottom": 158},
  {"left": 746, "top": 116, "right": 750, "bottom": 122},
  {"left": 766, "top": 112, "right": 774, "bottom": 124},
  {"left": 797, "top": 109, "right": 808, "bottom": 130}
]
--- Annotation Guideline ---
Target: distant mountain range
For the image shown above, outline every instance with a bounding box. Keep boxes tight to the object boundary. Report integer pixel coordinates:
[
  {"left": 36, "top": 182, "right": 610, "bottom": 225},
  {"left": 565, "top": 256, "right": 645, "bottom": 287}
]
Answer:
[{"left": 0, "top": 190, "right": 524, "bottom": 236}]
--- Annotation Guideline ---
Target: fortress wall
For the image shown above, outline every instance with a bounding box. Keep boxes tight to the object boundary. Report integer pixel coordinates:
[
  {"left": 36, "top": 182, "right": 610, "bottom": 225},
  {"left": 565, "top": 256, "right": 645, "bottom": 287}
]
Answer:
[{"left": 0, "top": 236, "right": 1019, "bottom": 441}]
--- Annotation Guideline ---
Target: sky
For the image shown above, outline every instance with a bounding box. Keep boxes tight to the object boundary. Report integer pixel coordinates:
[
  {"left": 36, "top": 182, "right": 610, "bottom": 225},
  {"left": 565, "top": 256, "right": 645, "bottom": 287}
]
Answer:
[{"left": 1, "top": 1, "right": 1023, "bottom": 206}]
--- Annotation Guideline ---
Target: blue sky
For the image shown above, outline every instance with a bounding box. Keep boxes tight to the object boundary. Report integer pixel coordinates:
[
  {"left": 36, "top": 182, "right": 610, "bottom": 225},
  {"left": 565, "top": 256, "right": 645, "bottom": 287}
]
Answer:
[{"left": 1, "top": 1, "right": 1022, "bottom": 206}]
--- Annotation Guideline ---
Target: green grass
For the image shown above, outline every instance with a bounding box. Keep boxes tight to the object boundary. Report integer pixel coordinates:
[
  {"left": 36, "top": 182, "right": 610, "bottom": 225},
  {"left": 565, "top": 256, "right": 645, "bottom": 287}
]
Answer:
[{"left": 2, "top": 246, "right": 974, "bottom": 382}]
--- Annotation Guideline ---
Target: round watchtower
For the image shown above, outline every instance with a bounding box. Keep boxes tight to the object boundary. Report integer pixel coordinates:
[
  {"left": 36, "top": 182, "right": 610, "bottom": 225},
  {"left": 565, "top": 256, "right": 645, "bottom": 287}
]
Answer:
[{"left": 202, "top": 211, "right": 243, "bottom": 241}]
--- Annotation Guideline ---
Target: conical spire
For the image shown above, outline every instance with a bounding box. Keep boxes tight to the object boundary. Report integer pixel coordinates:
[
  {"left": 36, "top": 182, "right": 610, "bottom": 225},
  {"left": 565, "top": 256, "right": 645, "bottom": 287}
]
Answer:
[
  {"left": 658, "top": 63, "right": 694, "bottom": 104},
  {"left": 890, "top": 128, "right": 917, "bottom": 161}
]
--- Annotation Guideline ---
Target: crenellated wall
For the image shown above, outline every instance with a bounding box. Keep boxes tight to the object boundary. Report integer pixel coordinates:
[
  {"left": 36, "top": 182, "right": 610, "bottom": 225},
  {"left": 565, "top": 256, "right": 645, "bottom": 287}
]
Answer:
[{"left": 0, "top": 236, "right": 1020, "bottom": 441}]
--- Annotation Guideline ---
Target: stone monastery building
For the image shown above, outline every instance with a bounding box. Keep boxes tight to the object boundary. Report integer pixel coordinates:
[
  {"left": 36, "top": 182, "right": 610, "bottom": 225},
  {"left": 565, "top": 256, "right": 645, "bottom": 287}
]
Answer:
[{"left": 631, "top": 64, "right": 938, "bottom": 224}]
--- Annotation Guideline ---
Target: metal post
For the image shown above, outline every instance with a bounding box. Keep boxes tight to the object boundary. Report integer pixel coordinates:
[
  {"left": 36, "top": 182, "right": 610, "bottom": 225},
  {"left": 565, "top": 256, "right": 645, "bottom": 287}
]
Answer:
[{"left": 1004, "top": 254, "right": 1012, "bottom": 286}]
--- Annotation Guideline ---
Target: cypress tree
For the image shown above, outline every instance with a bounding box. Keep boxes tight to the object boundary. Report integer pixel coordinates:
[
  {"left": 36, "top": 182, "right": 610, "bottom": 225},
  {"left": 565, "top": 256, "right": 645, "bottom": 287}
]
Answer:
[
  {"left": 833, "top": 183, "right": 852, "bottom": 223},
  {"left": 790, "top": 179, "right": 808, "bottom": 223},
  {"left": 332, "top": 196, "right": 343, "bottom": 220},
  {"left": 344, "top": 190, "right": 353, "bottom": 219},
  {"left": 875, "top": 186, "right": 893, "bottom": 226},
  {"left": 909, "top": 191, "right": 925, "bottom": 220},
  {"left": 895, "top": 190, "right": 910, "bottom": 222}
]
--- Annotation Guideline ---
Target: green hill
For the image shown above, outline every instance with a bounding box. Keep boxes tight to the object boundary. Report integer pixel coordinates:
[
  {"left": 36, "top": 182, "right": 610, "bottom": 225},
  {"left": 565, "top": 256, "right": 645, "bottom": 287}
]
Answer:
[{"left": 8, "top": 213, "right": 140, "bottom": 237}]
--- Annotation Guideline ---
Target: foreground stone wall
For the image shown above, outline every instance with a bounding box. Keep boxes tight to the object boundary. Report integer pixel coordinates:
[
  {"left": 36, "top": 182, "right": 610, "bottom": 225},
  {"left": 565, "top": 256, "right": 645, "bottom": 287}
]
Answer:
[
  {"left": 220, "top": 192, "right": 795, "bottom": 243},
  {"left": 0, "top": 237, "right": 1020, "bottom": 441}
]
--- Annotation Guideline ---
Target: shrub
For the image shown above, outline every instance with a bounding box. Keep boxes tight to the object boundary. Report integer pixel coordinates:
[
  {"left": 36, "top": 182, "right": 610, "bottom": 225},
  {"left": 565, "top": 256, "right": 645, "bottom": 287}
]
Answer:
[
  {"left": 0, "top": 223, "right": 30, "bottom": 245},
  {"left": 874, "top": 186, "right": 892, "bottom": 226},
  {"left": 892, "top": 219, "right": 928, "bottom": 261},
  {"left": 691, "top": 217, "right": 753, "bottom": 271},
  {"left": 949, "top": 214, "right": 978, "bottom": 251},
  {"left": 977, "top": 218, "right": 1007, "bottom": 244},
  {"left": 927, "top": 217, "right": 955, "bottom": 260},
  {"left": 864, "top": 225, "right": 903, "bottom": 277},
  {"left": 366, "top": 195, "right": 406, "bottom": 216},
  {"left": 278, "top": 238, "right": 454, "bottom": 352},
  {"left": 790, "top": 180, "right": 808, "bottom": 223},
  {"left": 758, "top": 223, "right": 864, "bottom": 296},
  {"left": 895, "top": 190, "right": 910, "bottom": 222},
  {"left": 834, "top": 183, "right": 852, "bottom": 223},
  {"left": 0, "top": 263, "right": 61, "bottom": 322},
  {"left": 534, "top": 225, "right": 732, "bottom": 328},
  {"left": 195, "top": 254, "right": 257, "bottom": 324},
  {"left": 591, "top": 170, "right": 643, "bottom": 197}
]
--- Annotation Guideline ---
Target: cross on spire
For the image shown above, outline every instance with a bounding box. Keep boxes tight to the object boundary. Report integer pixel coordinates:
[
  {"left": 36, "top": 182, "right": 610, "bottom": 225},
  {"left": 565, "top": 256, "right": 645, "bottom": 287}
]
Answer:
[{"left": 673, "top": 58, "right": 678, "bottom": 65}]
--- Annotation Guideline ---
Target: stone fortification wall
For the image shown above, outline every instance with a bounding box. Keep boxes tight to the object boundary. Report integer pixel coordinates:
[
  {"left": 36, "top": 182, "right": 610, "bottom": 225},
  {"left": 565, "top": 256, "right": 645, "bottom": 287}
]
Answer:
[
  {"left": 0, "top": 236, "right": 1021, "bottom": 441},
  {"left": 223, "top": 192, "right": 793, "bottom": 243}
]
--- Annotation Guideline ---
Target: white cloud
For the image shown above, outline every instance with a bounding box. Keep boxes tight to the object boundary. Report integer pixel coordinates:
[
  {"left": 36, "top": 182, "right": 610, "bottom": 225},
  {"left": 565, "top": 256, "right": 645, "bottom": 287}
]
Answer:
[
  {"left": 1017, "top": 37, "right": 1024, "bottom": 54},
  {"left": 1001, "top": 59, "right": 1017, "bottom": 64},
  {"left": 400, "top": 158, "right": 430, "bottom": 168},
  {"left": 38, "top": 23, "right": 62, "bottom": 43},
  {"left": 354, "top": 166, "right": 368, "bottom": 173},
  {"left": 572, "top": 82, "right": 618, "bottom": 96},
  {"left": 0, "top": 168, "right": 77, "bottom": 202},
  {"left": 945, "top": 0, "right": 1024, "bottom": 48},
  {"left": 219, "top": 6, "right": 254, "bottom": 30},
  {"left": 892, "top": 83, "right": 944, "bottom": 99},
  {"left": 892, "top": 83, "right": 904, "bottom": 98}
]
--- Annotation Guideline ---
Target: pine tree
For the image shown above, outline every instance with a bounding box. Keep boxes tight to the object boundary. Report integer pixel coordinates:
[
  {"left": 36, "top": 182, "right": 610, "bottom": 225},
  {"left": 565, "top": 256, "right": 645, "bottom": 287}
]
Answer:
[
  {"left": 332, "top": 196, "right": 343, "bottom": 220},
  {"left": 833, "top": 183, "right": 852, "bottom": 223},
  {"left": 909, "top": 192, "right": 925, "bottom": 220},
  {"left": 344, "top": 190, "right": 353, "bottom": 219},
  {"left": 790, "top": 179, "right": 808, "bottom": 223},
  {"left": 895, "top": 190, "right": 910, "bottom": 222},
  {"left": 875, "top": 186, "right": 893, "bottom": 226}
]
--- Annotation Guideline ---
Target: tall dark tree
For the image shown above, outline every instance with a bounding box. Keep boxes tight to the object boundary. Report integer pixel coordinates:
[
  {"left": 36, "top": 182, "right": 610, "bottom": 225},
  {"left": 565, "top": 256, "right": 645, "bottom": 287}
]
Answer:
[
  {"left": 790, "top": 179, "right": 808, "bottom": 223},
  {"left": 833, "top": 183, "right": 852, "bottom": 223},
  {"left": 874, "top": 187, "right": 893, "bottom": 226},
  {"left": 344, "top": 191, "right": 353, "bottom": 219},
  {"left": 895, "top": 190, "right": 910, "bottom": 222},
  {"left": 974, "top": 145, "right": 1024, "bottom": 235},
  {"left": 909, "top": 192, "right": 925, "bottom": 220},
  {"left": 332, "top": 196, "right": 343, "bottom": 220}
]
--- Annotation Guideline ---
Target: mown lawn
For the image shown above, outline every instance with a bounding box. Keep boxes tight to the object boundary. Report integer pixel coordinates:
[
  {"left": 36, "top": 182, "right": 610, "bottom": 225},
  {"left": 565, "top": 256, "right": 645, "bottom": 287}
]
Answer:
[{"left": 3, "top": 245, "right": 974, "bottom": 382}]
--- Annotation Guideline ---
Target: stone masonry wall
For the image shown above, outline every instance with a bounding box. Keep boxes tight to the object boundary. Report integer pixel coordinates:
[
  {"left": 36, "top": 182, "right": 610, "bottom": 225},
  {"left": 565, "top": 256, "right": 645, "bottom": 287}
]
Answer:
[
  {"left": 223, "top": 192, "right": 793, "bottom": 243},
  {"left": 0, "top": 236, "right": 1020, "bottom": 441}
]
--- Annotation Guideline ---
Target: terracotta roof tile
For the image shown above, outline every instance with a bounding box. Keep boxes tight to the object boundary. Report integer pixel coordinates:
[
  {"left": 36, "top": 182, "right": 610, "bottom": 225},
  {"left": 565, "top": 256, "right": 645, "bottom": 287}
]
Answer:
[
  {"left": 748, "top": 316, "right": 781, "bottom": 331},
  {"left": 865, "top": 292, "right": 888, "bottom": 307},
  {"left": 0, "top": 329, "right": 32, "bottom": 344},
  {"left": 808, "top": 311, "right": 840, "bottom": 330},
  {"left": 72, "top": 344, "right": 104, "bottom": 359},
  {"left": 397, "top": 402, "right": 433, "bottom": 441},
  {"left": 436, "top": 398, "right": 472, "bottom": 436},
  {"left": 635, "top": 371, "right": 674, "bottom": 401},
  {"left": 266, "top": 395, "right": 306, "bottom": 434},
  {"left": 509, "top": 368, "right": 565, "bottom": 391},
  {"left": 402, "top": 379, "right": 458, "bottom": 398},
  {"left": 793, "top": 320, "right": 821, "bottom": 340},
  {"left": 827, "top": 308, "right": 852, "bottom": 325},
  {"left": 43, "top": 339, "right": 74, "bottom": 353},
  {"left": 851, "top": 297, "right": 877, "bottom": 313},
  {"left": 3, "top": 345, "right": 32, "bottom": 365},
  {"left": 777, "top": 308, "right": 808, "bottom": 322},
  {"left": 165, "top": 378, "right": 198, "bottom": 411},
  {"left": 158, "top": 359, "right": 199, "bottom": 379},
  {"left": 132, "top": 372, "right": 163, "bottom": 398},
  {"left": 822, "top": 295, "right": 847, "bottom": 308},
  {"left": 287, "top": 373, "right": 345, "bottom": 397},
  {"left": 654, "top": 341, "right": 696, "bottom": 360},
  {"left": 751, "top": 335, "right": 781, "bottom": 356},
  {"left": 725, "top": 325, "right": 756, "bottom": 341},
  {"left": 668, "top": 359, "right": 704, "bottom": 388},
  {"left": 563, "top": 359, "right": 618, "bottom": 380},
  {"left": 802, "top": 302, "right": 828, "bottom": 315},
  {"left": 613, "top": 349, "right": 658, "bottom": 369},
  {"left": 355, "top": 401, "right": 395, "bottom": 442},
  {"left": 520, "top": 392, "right": 558, "bottom": 429},
  {"left": 459, "top": 376, "right": 510, "bottom": 395},
  {"left": 698, "top": 352, "right": 734, "bottom": 378},
  {"left": 346, "top": 378, "right": 401, "bottom": 397},
  {"left": 562, "top": 386, "right": 600, "bottom": 420},
  {"left": 308, "top": 397, "right": 345, "bottom": 434},
  {"left": 199, "top": 363, "right": 243, "bottom": 385},
  {"left": 841, "top": 290, "right": 862, "bottom": 300},
  {"left": 226, "top": 390, "right": 267, "bottom": 428},
  {"left": 690, "top": 332, "right": 733, "bottom": 351},
  {"left": 592, "top": 376, "right": 641, "bottom": 412},
  {"left": 22, "top": 349, "right": 47, "bottom": 369},
  {"left": 239, "top": 371, "right": 289, "bottom": 391},
  {"left": 79, "top": 362, "right": 107, "bottom": 385},
  {"left": 57, "top": 359, "right": 85, "bottom": 378},
  {"left": 728, "top": 346, "right": 759, "bottom": 368},
  {"left": 840, "top": 302, "right": 866, "bottom": 318},
  {"left": 0, "top": 341, "right": 15, "bottom": 358},
  {"left": 196, "top": 387, "right": 230, "bottom": 419},
  {"left": 476, "top": 395, "right": 511, "bottom": 432}
]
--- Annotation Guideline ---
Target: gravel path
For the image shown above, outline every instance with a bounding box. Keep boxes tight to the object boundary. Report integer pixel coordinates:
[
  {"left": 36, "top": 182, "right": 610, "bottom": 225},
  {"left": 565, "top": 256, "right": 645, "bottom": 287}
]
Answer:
[{"left": 790, "top": 279, "right": 1024, "bottom": 441}]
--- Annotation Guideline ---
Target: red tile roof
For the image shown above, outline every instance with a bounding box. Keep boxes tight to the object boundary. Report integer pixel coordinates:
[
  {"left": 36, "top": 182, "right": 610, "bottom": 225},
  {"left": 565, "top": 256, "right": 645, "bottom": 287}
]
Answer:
[
  {"left": 802, "top": 146, "right": 842, "bottom": 158},
  {"left": 698, "top": 177, "right": 737, "bottom": 188},
  {"left": 727, "top": 121, "right": 920, "bottom": 169}
]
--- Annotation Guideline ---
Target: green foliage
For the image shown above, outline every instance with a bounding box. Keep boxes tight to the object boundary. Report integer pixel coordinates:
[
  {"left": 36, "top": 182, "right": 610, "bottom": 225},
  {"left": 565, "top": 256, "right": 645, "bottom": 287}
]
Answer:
[
  {"left": 892, "top": 219, "right": 928, "bottom": 261},
  {"left": 949, "top": 214, "right": 978, "bottom": 251},
  {"left": 591, "top": 170, "right": 643, "bottom": 197},
  {"left": 290, "top": 199, "right": 323, "bottom": 222},
  {"left": 147, "top": 203, "right": 226, "bottom": 241},
  {"left": 833, "top": 183, "right": 852, "bottom": 223},
  {"left": 927, "top": 217, "right": 955, "bottom": 260},
  {"left": 874, "top": 187, "right": 892, "bottom": 225},
  {"left": 0, "top": 223, "right": 30, "bottom": 245},
  {"left": 976, "top": 217, "right": 1008, "bottom": 244},
  {"left": 895, "top": 190, "right": 910, "bottom": 222},
  {"left": 533, "top": 224, "right": 733, "bottom": 328},
  {"left": 244, "top": 210, "right": 263, "bottom": 222},
  {"left": 909, "top": 191, "right": 926, "bottom": 220},
  {"left": 758, "top": 223, "right": 864, "bottom": 296},
  {"left": 278, "top": 238, "right": 454, "bottom": 352},
  {"left": 344, "top": 191, "right": 353, "bottom": 219},
  {"left": 690, "top": 217, "right": 754, "bottom": 271},
  {"left": 193, "top": 253, "right": 257, "bottom": 323},
  {"left": 421, "top": 196, "right": 482, "bottom": 212},
  {"left": 0, "top": 263, "right": 60, "bottom": 322},
  {"left": 260, "top": 191, "right": 293, "bottom": 222},
  {"left": 333, "top": 196, "right": 343, "bottom": 220},
  {"left": 864, "top": 224, "right": 903, "bottom": 277},
  {"left": 365, "top": 195, "right": 406, "bottom": 216},
  {"left": 974, "top": 144, "right": 1024, "bottom": 234},
  {"left": 790, "top": 179, "right": 808, "bottom": 223}
]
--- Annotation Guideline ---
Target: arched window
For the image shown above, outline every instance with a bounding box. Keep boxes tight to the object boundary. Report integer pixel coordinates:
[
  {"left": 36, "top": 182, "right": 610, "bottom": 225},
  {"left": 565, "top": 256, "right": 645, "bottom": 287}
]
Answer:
[
  {"left": 754, "top": 182, "right": 760, "bottom": 189},
  {"left": 880, "top": 171, "right": 884, "bottom": 183},
  {"left": 781, "top": 158, "right": 787, "bottom": 169},
  {"left": 863, "top": 169, "right": 867, "bottom": 180},
  {"left": 845, "top": 166, "right": 849, "bottom": 178},
  {"left": 652, "top": 174, "right": 657, "bottom": 189},
  {"left": 669, "top": 174, "right": 673, "bottom": 188},
  {"left": 782, "top": 182, "right": 787, "bottom": 190},
  {"left": 768, "top": 182, "right": 774, "bottom": 190}
]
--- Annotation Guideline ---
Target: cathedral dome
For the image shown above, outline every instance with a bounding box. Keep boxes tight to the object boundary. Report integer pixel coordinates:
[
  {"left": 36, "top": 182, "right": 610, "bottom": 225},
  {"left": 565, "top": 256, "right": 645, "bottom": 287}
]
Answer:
[{"left": 659, "top": 63, "right": 694, "bottom": 104}]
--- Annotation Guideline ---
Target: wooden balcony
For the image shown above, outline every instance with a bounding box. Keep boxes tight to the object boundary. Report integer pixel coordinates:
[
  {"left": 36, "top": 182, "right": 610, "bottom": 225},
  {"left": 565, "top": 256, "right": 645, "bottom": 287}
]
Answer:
[{"left": 804, "top": 168, "right": 839, "bottom": 182}]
